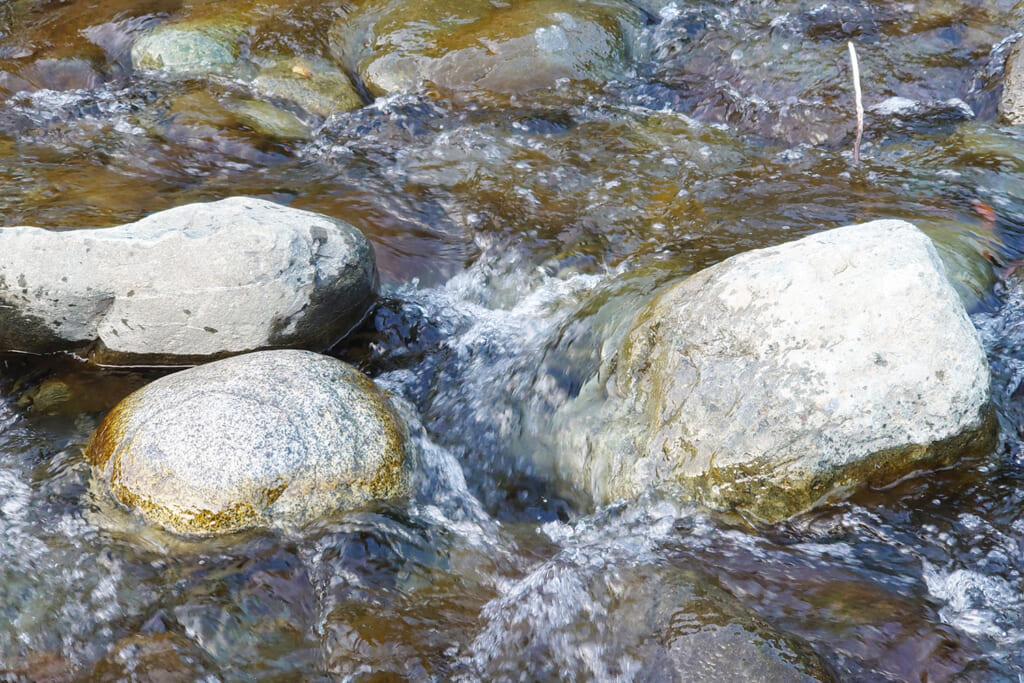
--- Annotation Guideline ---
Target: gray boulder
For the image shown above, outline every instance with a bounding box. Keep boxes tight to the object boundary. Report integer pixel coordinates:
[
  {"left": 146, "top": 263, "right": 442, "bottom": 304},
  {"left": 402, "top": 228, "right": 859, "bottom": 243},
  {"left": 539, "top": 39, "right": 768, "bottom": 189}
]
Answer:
[
  {"left": 86, "top": 350, "right": 409, "bottom": 535},
  {"left": 328, "top": 0, "right": 644, "bottom": 98},
  {"left": 0, "top": 196, "right": 377, "bottom": 364},
  {"left": 1000, "top": 37, "right": 1024, "bottom": 125},
  {"left": 554, "top": 220, "right": 995, "bottom": 520}
]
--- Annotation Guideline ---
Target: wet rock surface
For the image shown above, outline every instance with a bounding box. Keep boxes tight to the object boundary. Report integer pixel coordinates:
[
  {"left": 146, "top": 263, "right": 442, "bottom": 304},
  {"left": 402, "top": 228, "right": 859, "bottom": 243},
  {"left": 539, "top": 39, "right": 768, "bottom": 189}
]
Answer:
[
  {"left": 131, "top": 18, "right": 245, "bottom": 75},
  {"left": 85, "top": 350, "right": 409, "bottom": 535},
  {"left": 555, "top": 220, "right": 995, "bottom": 520},
  {"left": 0, "top": 196, "right": 377, "bottom": 364},
  {"left": 1000, "top": 37, "right": 1024, "bottom": 124},
  {"left": 329, "top": 0, "right": 645, "bottom": 98},
  {"left": 251, "top": 56, "right": 363, "bottom": 117}
]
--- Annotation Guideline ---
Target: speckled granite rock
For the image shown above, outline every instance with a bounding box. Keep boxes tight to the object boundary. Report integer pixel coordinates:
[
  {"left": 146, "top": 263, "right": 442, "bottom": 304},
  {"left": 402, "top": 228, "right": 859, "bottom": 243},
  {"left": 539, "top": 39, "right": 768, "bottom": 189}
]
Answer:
[
  {"left": 553, "top": 220, "right": 995, "bottom": 520},
  {"left": 0, "top": 196, "right": 377, "bottom": 364},
  {"left": 85, "top": 350, "right": 409, "bottom": 535}
]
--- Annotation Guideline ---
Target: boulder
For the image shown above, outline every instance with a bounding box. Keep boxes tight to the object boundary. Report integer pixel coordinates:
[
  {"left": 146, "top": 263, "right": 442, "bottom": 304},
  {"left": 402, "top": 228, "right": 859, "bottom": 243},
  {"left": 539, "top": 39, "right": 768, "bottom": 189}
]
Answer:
[
  {"left": 1000, "top": 38, "right": 1024, "bottom": 125},
  {"left": 0, "top": 196, "right": 377, "bottom": 364},
  {"left": 328, "top": 0, "right": 644, "bottom": 98},
  {"left": 554, "top": 220, "right": 995, "bottom": 520},
  {"left": 85, "top": 350, "right": 409, "bottom": 535},
  {"left": 131, "top": 19, "right": 244, "bottom": 75}
]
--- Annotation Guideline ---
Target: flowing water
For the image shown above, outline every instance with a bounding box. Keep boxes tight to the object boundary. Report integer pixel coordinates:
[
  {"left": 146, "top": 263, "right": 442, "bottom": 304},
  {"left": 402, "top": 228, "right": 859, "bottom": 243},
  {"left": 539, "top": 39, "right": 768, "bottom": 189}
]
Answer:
[{"left": 2, "top": 0, "right": 1024, "bottom": 680}]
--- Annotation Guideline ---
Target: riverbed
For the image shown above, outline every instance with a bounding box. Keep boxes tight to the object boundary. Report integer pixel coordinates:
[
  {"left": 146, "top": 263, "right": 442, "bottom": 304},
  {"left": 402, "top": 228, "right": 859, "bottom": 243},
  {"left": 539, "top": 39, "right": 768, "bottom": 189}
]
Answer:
[{"left": 2, "top": 0, "right": 1024, "bottom": 679}]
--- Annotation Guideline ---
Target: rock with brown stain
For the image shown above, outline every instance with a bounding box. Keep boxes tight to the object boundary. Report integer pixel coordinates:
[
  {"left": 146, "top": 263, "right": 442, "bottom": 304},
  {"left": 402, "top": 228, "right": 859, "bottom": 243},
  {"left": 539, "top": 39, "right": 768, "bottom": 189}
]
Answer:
[
  {"left": 328, "top": 0, "right": 644, "bottom": 99},
  {"left": 86, "top": 350, "right": 409, "bottom": 535},
  {"left": 1000, "top": 38, "right": 1024, "bottom": 125}
]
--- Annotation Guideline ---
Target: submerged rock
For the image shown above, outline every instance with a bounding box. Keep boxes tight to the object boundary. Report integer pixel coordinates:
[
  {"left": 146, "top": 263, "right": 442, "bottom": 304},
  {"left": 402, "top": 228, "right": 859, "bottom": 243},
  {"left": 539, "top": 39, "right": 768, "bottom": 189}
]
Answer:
[
  {"left": 252, "top": 56, "right": 363, "bottom": 117},
  {"left": 88, "top": 632, "right": 216, "bottom": 682},
  {"left": 466, "top": 555, "right": 833, "bottom": 681},
  {"left": 131, "top": 19, "right": 245, "bottom": 75},
  {"left": 0, "top": 196, "right": 377, "bottom": 364},
  {"left": 328, "top": 0, "right": 644, "bottom": 98},
  {"left": 225, "top": 97, "right": 312, "bottom": 139},
  {"left": 554, "top": 220, "right": 995, "bottom": 520},
  {"left": 85, "top": 350, "right": 409, "bottom": 535},
  {"left": 1000, "top": 38, "right": 1024, "bottom": 125}
]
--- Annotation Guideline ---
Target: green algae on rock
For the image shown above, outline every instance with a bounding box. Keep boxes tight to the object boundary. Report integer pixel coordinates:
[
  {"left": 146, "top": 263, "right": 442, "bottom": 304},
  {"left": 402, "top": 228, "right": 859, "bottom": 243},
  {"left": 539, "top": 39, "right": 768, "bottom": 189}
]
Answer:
[
  {"left": 251, "top": 56, "right": 363, "bottom": 117},
  {"left": 552, "top": 220, "right": 996, "bottom": 521},
  {"left": 131, "top": 19, "right": 247, "bottom": 75},
  {"left": 85, "top": 350, "right": 410, "bottom": 535},
  {"left": 328, "top": 0, "right": 645, "bottom": 98}
]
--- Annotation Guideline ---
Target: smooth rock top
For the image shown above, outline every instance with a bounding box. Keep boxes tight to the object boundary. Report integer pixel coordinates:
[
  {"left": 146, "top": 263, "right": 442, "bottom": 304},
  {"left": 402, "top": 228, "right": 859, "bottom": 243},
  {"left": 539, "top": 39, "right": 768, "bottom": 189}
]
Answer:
[
  {"left": 0, "top": 197, "right": 377, "bottom": 364},
  {"left": 131, "top": 19, "right": 244, "bottom": 74},
  {"left": 555, "top": 220, "right": 995, "bottom": 520},
  {"left": 329, "top": 0, "right": 643, "bottom": 98},
  {"left": 86, "top": 350, "right": 409, "bottom": 535},
  {"left": 252, "top": 57, "right": 363, "bottom": 117},
  {"left": 1000, "top": 38, "right": 1024, "bottom": 125}
]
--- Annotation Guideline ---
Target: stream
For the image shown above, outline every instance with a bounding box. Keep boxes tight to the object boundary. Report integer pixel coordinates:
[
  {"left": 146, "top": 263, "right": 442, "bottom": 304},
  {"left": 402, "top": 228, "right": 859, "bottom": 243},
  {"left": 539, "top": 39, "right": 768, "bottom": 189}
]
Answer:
[{"left": 2, "top": 0, "right": 1024, "bottom": 680}]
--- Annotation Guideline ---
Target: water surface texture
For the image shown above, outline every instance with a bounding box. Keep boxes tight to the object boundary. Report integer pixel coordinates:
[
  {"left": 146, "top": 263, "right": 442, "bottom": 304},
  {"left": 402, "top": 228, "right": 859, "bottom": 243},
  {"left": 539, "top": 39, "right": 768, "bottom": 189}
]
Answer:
[{"left": 3, "top": 0, "right": 1024, "bottom": 680}]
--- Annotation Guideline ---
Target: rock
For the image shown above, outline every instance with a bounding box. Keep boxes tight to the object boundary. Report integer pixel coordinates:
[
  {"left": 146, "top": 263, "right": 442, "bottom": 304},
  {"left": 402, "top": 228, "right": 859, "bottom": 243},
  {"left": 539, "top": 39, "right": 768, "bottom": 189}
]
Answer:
[
  {"left": 88, "top": 633, "right": 215, "bottom": 682},
  {"left": 1000, "top": 37, "right": 1024, "bottom": 125},
  {"left": 18, "top": 57, "right": 104, "bottom": 91},
  {"left": 131, "top": 19, "right": 244, "bottom": 75},
  {"left": 252, "top": 57, "right": 363, "bottom": 117},
  {"left": 328, "top": 0, "right": 644, "bottom": 98},
  {"left": 85, "top": 350, "right": 409, "bottom": 535},
  {"left": 0, "top": 196, "right": 377, "bottom": 364},
  {"left": 225, "top": 97, "right": 312, "bottom": 139},
  {"left": 554, "top": 220, "right": 995, "bottom": 520}
]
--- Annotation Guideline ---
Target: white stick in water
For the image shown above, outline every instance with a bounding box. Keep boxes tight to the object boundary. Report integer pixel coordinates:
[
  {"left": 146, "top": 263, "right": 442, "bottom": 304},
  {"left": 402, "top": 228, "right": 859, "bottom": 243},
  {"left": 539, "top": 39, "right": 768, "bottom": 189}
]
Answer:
[{"left": 848, "top": 41, "right": 864, "bottom": 166}]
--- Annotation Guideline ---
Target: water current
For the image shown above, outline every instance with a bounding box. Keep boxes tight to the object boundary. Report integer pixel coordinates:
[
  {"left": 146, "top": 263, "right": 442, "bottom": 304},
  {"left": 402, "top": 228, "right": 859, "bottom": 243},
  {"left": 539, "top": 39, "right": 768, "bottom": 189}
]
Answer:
[{"left": 2, "top": 0, "right": 1024, "bottom": 679}]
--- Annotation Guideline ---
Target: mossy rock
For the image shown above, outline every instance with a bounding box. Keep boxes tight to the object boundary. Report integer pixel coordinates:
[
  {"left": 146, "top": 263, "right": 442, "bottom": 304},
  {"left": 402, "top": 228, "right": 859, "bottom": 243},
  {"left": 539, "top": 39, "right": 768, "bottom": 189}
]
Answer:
[
  {"left": 329, "top": 0, "right": 644, "bottom": 98},
  {"left": 252, "top": 56, "right": 363, "bottom": 117},
  {"left": 131, "top": 18, "right": 246, "bottom": 75},
  {"left": 86, "top": 350, "right": 410, "bottom": 535}
]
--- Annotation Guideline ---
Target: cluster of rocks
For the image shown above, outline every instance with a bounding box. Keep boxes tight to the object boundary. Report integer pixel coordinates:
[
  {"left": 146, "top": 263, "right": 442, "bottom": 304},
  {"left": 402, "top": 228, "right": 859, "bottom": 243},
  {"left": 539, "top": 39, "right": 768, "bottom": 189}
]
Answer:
[{"left": 0, "top": 200, "right": 997, "bottom": 534}]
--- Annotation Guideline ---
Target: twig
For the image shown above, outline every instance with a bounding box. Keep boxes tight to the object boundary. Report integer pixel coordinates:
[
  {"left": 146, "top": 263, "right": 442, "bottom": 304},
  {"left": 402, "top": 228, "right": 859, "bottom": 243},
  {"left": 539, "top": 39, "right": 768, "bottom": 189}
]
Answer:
[{"left": 848, "top": 41, "right": 864, "bottom": 166}]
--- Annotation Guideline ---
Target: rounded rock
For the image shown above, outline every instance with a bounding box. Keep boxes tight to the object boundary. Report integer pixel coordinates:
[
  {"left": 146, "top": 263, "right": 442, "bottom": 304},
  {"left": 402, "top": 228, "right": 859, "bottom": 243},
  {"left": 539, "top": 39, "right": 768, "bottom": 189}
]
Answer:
[
  {"left": 329, "top": 0, "right": 643, "bottom": 98},
  {"left": 85, "top": 350, "right": 409, "bottom": 535},
  {"left": 131, "top": 20, "right": 243, "bottom": 75},
  {"left": 251, "top": 57, "right": 363, "bottom": 117}
]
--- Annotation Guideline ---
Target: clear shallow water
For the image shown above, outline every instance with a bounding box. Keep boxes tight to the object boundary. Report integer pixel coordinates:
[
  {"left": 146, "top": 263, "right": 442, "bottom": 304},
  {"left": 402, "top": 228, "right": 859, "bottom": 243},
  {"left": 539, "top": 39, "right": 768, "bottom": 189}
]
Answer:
[{"left": 3, "top": 0, "right": 1024, "bottom": 680}]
